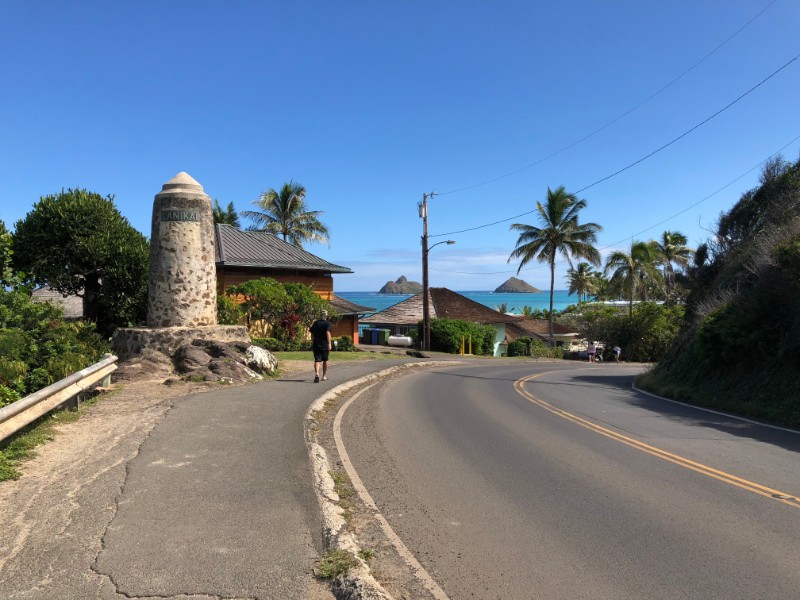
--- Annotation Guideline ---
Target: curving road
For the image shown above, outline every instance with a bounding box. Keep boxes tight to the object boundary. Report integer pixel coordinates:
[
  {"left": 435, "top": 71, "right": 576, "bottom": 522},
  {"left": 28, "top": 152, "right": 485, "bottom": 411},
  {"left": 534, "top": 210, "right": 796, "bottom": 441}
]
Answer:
[{"left": 339, "top": 361, "right": 800, "bottom": 600}]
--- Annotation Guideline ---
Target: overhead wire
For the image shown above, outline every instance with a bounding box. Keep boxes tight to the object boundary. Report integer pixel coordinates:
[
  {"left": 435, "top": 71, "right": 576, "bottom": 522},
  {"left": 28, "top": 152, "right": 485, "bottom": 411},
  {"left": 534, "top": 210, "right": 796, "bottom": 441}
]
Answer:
[
  {"left": 435, "top": 0, "right": 781, "bottom": 197},
  {"left": 430, "top": 52, "right": 800, "bottom": 240},
  {"left": 429, "top": 132, "right": 800, "bottom": 275}
]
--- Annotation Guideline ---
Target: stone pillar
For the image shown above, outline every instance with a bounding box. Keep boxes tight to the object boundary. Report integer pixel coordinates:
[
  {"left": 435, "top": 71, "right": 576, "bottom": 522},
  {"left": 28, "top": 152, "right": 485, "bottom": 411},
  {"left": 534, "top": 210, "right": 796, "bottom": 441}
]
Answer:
[{"left": 147, "top": 172, "right": 217, "bottom": 327}]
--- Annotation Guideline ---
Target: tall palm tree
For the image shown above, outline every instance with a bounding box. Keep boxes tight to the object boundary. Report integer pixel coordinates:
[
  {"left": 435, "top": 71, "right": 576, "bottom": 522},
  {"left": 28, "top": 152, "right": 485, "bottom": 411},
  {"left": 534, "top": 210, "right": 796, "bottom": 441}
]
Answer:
[
  {"left": 213, "top": 200, "right": 241, "bottom": 227},
  {"left": 242, "top": 181, "right": 329, "bottom": 247},
  {"left": 566, "top": 261, "right": 597, "bottom": 304},
  {"left": 604, "top": 240, "right": 662, "bottom": 321},
  {"left": 654, "top": 230, "right": 692, "bottom": 304},
  {"left": 509, "top": 186, "right": 602, "bottom": 343}
]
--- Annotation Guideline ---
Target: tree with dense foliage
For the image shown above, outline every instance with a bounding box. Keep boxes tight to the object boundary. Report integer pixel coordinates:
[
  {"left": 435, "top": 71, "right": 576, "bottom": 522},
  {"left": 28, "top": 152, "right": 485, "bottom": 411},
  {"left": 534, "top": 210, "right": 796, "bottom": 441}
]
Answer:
[
  {"left": 242, "top": 181, "right": 329, "bottom": 247},
  {"left": 212, "top": 200, "right": 241, "bottom": 227},
  {"left": 11, "top": 189, "right": 149, "bottom": 335},
  {"left": 566, "top": 261, "right": 598, "bottom": 304},
  {"left": 0, "top": 220, "right": 15, "bottom": 287},
  {"left": 654, "top": 230, "right": 692, "bottom": 304},
  {"left": 604, "top": 240, "right": 662, "bottom": 321},
  {"left": 509, "top": 186, "right": 601, "bottom": 342}
]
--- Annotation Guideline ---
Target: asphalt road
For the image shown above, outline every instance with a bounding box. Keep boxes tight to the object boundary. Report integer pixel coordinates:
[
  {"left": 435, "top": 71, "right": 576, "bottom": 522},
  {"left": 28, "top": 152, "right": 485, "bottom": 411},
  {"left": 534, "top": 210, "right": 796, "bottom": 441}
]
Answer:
[{"left": 339, "top": 361, "right": 800, "bottom": 600}]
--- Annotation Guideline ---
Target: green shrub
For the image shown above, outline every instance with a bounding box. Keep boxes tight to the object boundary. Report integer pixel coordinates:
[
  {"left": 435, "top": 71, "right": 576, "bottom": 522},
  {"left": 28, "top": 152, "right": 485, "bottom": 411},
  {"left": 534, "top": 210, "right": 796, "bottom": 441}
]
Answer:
[
  {"left": 334, "top": 336, "right": 356, "bottom": 351},
  {"left": 420, "top": 318, "right": 497, "bottom": 355},
  {"left": 217, "top": 294, "right": 241, "bottom": 325},
  {"left": 0, "top": 287, "right": 108, "bottom": 396},
  {"left": 252, "top": 337, "right": 312, "bottom": 352},
  {"left": 0, "top": 385, "right": 20, "bottom": 408},
  {"left": 507, "top": 337, "right": 531, "bottom": 357}
]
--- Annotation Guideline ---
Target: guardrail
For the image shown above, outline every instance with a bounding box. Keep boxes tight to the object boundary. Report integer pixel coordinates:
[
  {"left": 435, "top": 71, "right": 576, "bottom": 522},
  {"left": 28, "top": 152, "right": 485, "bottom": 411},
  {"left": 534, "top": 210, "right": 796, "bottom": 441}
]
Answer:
[{"left": 0, "top": 354, "right": 118, "bottom": 442}]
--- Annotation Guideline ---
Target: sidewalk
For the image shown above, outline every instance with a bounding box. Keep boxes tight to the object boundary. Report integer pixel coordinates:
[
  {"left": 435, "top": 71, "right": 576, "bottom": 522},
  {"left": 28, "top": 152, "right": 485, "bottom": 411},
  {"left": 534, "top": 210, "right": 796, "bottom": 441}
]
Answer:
[{"left": 0, "top": 358, "right": 413, "bottom": 600}]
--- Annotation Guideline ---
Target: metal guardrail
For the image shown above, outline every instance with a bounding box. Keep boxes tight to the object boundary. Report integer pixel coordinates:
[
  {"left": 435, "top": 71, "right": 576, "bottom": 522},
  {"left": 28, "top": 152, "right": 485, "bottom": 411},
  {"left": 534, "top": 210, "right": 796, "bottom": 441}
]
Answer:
[{"left": 0, "top": 354, "right": 118, "bottom": 442}]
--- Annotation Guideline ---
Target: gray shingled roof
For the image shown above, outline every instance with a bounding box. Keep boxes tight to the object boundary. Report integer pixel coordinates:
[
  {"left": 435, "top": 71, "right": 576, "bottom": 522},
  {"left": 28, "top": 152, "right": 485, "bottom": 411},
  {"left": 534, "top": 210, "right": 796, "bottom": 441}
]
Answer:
[
  {"left": 215, "top": 224, "right": 352, "bottom": 273},
  {"left": 31, "top": 286, "right": 84, "bottom": 319},
  {"left": 360, "top": 288, "right": 511, "bottom": 326},
  {"left": 505, "top": 318, "right": 578, "bottom": 342},
  {"left": 330, "top": 295, "right": 374, "bottom": 316}
]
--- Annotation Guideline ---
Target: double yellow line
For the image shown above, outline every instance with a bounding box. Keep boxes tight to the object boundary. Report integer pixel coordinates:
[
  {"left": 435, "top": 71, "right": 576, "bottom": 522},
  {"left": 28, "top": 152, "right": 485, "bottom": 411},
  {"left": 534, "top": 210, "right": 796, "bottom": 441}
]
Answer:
[{"left": 514, "top": 372, "right": 800, "bottom": 509}]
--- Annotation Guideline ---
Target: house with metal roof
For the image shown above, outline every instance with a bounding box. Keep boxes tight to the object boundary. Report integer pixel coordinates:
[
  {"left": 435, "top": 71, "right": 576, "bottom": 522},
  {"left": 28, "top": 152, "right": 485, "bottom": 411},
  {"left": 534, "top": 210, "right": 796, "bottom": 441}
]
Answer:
[
  {"left": 214, "top": 224, "right": 372, "bottom": 343},
  {"left": 359, "top": 287, "right": 513, "bottom": 356}
]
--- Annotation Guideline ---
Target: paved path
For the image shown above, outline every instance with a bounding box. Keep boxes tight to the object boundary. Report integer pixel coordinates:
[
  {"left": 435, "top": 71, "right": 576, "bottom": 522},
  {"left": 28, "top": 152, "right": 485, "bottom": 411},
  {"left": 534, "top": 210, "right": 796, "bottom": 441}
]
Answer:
[{"left": 0, "top": 358, "right": 411, "bottom": 600}]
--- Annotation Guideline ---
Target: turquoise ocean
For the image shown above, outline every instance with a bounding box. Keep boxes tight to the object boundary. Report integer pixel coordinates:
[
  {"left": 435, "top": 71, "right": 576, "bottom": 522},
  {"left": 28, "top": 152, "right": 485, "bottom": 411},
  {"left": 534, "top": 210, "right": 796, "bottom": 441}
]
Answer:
[{"left": 337, "top": 290, "right": 579, "bottom": 316}]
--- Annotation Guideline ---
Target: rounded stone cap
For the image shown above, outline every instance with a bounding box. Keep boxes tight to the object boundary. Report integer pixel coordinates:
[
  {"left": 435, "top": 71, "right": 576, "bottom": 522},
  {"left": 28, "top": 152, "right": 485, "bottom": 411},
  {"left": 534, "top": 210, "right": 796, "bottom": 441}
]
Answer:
[{"left": 159, "top": 172, "right": 204, "bottom": 193}]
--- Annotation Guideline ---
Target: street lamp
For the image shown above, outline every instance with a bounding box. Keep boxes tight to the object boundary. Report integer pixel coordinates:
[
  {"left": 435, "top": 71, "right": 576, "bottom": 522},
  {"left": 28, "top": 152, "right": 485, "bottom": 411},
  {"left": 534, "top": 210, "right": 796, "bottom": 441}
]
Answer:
[{"left": 419, "top": 192, "right": 455, "bottom": 351}]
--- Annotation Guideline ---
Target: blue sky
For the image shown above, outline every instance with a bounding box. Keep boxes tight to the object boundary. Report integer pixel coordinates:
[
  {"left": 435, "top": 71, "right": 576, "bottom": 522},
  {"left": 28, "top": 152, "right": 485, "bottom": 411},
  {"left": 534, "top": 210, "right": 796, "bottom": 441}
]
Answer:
[{"left": 1, "top": 1, "right": 798, "bottom": 292}]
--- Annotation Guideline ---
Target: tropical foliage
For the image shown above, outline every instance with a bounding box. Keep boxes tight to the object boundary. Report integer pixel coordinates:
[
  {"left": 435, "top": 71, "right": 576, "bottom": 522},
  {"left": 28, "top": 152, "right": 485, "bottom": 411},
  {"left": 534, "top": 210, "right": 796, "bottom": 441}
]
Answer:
[
  {"left": 11, "top": 189, "right": 149, "bottom": 335},
  {"left": 654, "top": 230, "right": 693, "bottom": 304},
  {"left": 565, "top": 261, "right": 598, "bottom": 303},
  {"left": 509, "top": 186, "right": 601, "bottom": 342},
  {"left": 638, "top": 156, "right": 800, "bottom": 428},
  {"left": 419, "top": 318, "right": 496, "bottom": 355},
  {"left": 242, "top": 181, "right": 329, "bottom": 247},
  {"left": 212, "top": 200, "right": 240, "bottom": 227},
  {"left": 0, "top": 286, "right": 108, "bottom": 407},
  {"left": 603, "top": 240, "right": 662, "bottom": 320},
  {"left": 221, "top": 278, "right": 333, "bottom": 342}
]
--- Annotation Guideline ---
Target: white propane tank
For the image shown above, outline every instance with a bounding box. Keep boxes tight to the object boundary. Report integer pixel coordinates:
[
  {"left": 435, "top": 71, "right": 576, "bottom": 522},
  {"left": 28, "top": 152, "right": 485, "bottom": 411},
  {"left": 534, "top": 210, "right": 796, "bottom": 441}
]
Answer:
[{"left": 387, "top": 335, "right": 413, "bottom": 347}]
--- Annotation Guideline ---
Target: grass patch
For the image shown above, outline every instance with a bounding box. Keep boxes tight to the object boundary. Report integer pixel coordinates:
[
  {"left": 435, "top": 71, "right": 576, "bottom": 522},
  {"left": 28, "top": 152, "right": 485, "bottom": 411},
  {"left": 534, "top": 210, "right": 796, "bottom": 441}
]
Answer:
[
  {"left": 316, "top": 549, "right": 359, "bottom": 579},
  {"left": 273, "top": 351, "right": 400, "bottom": 362},
  {"left": 357, "top": 548, "right": 374, "bottom": 562},
  {"left": 330, "top": 469, "right": 354, "bottom": 523}
]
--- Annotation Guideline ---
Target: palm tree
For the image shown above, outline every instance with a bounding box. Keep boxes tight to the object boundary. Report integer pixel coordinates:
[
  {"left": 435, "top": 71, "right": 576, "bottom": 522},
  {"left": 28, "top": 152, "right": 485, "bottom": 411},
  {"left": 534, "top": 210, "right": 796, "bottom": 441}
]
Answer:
[
  {"left": 654, "top": 230, "right": 693, "bottom": 304},
  {"left": 495, "top": 302, "right": 516, "bottom": 314},
  {"left": 604, "top": 240, "right": 662, "bottom": 321},
  {"left": 242, "top": 181, "right": 329, "bottom": 247},
  {"left": 213, "top": 200, "right": 241, "bottom": 227},
  {"left": 520, "top": 305, "right": 533, "bottom": 317},
  {"left": 566, "top": 261, "right": 597, "bottom": 304},
  {"left": 509, "top": 186, "right": 602, "bottom": 343}
]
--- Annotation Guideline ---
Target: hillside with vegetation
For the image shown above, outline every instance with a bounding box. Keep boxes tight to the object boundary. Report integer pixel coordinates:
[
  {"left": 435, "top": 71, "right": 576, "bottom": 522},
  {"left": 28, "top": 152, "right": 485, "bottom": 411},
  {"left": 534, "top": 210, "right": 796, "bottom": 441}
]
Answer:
[{"left": 637, "top": 157, "right": 800, "bottom": 428}]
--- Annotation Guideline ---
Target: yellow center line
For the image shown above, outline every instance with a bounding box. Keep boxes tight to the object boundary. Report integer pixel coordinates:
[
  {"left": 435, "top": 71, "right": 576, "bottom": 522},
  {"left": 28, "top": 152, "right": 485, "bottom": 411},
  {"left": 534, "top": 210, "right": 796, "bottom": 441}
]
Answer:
[{"left": 514, "top": 371, "right": 800, "bottom": 509}]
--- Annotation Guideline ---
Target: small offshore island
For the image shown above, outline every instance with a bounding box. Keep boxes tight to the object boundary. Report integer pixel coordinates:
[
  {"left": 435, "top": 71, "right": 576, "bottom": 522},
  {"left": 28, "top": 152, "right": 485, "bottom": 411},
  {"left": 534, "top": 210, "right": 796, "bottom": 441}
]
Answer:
[
  {"left": 493, "top": 277, "right": 541, "bottom": 293},
  {"left": 378, "top": 275, "right": 422, "bottom": 294}
]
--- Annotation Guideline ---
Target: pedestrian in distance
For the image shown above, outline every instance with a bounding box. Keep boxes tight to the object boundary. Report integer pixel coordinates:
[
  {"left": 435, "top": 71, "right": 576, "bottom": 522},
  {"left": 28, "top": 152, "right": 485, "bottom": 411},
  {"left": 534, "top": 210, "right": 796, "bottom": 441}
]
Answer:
[
  {"left": 309, "top": 309, "right": 333, "bottom": 383},
  {"left": 613, "top": 345, "right": 621, "bottom": 363},
  {"left": 587, "top": 341, "right": 596, "bottom": 363}
]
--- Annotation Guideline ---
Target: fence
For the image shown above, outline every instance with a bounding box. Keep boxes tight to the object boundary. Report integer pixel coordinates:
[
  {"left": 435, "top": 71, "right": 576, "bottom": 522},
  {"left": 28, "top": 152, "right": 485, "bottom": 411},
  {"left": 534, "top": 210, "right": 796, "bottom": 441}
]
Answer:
[{"left": 0, "top": 354, "right": 118, "bottom": 442}]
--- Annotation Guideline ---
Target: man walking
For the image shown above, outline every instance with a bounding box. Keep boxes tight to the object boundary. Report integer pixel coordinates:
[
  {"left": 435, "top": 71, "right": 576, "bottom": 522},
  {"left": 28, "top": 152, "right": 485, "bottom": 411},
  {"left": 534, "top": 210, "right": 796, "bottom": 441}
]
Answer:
[{"left": 309, "top": 309, "right": 333, "bottom": 383}]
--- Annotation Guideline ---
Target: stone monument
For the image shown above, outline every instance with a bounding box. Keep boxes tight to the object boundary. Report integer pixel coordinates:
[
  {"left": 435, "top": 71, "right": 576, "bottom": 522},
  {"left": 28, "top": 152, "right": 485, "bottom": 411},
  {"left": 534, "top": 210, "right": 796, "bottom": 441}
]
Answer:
[
  {"left": 112, "top": 172, "right": 250, "bottom": 361},
  {"left": 147, "top": 172, "right": 217, "bottom": 327}
]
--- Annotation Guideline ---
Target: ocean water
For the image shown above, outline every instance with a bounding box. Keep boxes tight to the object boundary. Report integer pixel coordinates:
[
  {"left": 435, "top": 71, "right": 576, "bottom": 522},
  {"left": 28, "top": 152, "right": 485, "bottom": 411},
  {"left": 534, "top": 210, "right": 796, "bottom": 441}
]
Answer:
[{"left": 337, "top": 290, "right": 579, "bottom": 316}]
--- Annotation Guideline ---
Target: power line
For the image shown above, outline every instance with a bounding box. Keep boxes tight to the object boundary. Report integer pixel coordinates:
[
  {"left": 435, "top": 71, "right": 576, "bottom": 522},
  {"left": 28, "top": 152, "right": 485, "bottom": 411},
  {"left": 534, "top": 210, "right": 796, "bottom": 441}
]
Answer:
[
  {"left": 436, "top": 0, "right": 780, "bottom": 197},
  {"left": 429, "top": 132, "right": 800, "bottom": 276},
  {"left": 431, "top": 52, "right": 799, "bottom": 239}
]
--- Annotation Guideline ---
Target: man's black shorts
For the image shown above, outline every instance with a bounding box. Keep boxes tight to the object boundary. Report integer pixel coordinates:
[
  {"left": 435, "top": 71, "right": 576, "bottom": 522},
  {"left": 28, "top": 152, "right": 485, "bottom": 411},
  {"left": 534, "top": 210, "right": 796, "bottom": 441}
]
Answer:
[{"left": 313, "top": 349, "right": 330, "bottom": 363}]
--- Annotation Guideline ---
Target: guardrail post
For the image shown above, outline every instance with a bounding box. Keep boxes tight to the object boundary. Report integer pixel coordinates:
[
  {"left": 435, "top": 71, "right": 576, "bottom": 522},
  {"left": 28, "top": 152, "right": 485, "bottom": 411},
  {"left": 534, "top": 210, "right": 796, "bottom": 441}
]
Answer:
[{"left": 101, "top": 353, "right": 114, "bottom": 387}]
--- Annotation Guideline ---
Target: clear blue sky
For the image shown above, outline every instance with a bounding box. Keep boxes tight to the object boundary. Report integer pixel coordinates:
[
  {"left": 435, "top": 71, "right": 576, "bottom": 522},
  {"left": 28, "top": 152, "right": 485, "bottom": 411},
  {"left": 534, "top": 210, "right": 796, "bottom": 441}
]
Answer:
[{"left": 1, "top": 1, "right": 798, "bottom": 292}]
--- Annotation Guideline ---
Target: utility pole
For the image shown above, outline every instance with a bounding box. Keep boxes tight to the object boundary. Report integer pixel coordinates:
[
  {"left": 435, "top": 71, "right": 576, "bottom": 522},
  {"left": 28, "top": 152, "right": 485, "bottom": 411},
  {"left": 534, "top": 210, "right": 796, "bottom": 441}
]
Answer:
[{"left": 419, "top": 192, "right": 433, "bottom": 352}]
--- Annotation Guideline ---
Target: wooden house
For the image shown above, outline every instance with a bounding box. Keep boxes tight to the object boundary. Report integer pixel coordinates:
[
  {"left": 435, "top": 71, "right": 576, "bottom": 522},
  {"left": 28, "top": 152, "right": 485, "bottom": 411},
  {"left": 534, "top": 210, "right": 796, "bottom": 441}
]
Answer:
[{"left": 214, "top": 224, "right": 372, "bottom": 343}]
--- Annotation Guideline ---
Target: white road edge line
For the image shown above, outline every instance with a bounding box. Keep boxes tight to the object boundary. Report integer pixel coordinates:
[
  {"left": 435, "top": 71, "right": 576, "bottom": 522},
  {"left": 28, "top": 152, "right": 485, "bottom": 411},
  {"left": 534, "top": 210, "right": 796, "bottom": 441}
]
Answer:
[
  {"left": 631, "top": 382, "right": 800, "bottom": 435},
  {"left": 304, "top": 361, "right": 458, "bottom": 600},
  {"left": 335, "top": 383, "right": 452, "bottom": 600}
]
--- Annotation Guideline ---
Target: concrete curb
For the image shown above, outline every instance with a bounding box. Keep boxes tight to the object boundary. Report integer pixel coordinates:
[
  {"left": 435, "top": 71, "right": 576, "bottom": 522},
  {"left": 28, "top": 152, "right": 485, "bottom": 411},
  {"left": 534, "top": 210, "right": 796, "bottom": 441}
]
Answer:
[{"left": 304, "top": 361, "right": 457, "bottom": 600}]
